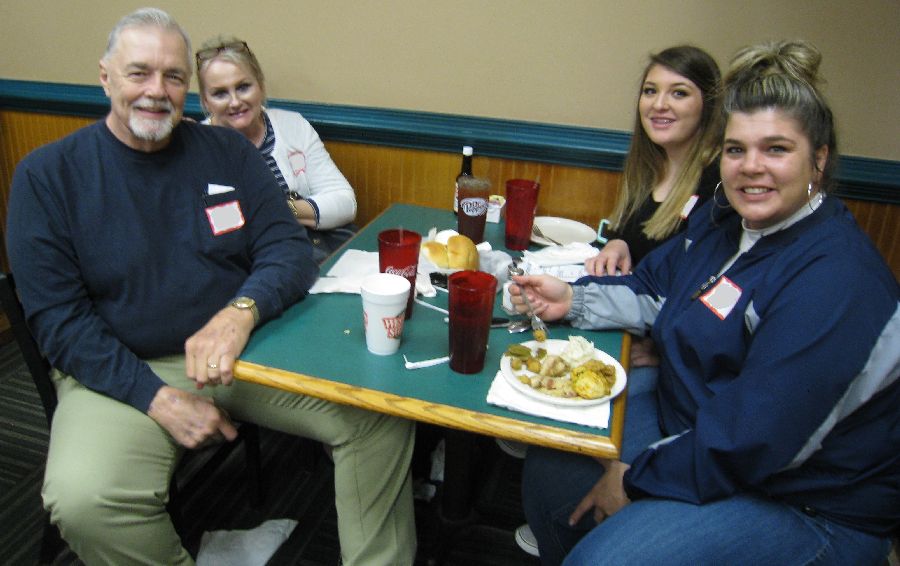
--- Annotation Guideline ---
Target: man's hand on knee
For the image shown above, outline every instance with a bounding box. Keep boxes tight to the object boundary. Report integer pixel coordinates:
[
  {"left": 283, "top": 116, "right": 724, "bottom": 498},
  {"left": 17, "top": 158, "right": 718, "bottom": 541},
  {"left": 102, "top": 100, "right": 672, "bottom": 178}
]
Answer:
[{"left": 147, "top": 386, "right": 239, "bottom": 448}]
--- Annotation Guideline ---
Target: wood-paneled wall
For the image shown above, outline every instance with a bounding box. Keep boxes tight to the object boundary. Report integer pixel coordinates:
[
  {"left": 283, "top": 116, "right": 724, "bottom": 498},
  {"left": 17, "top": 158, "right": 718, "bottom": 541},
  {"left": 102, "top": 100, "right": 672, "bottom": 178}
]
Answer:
[
  {"left": 326, "top": 141, "right": 621, "bottom": 231},
  {"left": 2, "top": 109, "right": 898, "bottom": 280}
]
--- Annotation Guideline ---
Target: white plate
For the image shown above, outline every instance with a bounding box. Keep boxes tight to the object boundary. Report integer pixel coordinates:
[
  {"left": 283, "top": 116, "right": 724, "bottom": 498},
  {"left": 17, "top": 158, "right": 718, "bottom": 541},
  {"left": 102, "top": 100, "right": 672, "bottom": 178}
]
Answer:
[
  {"left": 531, "top": 217, "right": 597, "bottom": 246},
  {"left": 500, "top": 339, "right": 627, "bottom": 407}
]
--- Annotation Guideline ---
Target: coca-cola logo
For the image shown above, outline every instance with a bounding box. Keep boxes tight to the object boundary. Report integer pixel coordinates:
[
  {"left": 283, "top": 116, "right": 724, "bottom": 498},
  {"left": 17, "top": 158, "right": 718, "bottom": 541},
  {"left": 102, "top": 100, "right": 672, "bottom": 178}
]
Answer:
[
  {"left": 384, "top": 265, "right": 417, "bottom": 278},
  {"left": 460, "top": 198, "right": 487, "bottom": 217}
]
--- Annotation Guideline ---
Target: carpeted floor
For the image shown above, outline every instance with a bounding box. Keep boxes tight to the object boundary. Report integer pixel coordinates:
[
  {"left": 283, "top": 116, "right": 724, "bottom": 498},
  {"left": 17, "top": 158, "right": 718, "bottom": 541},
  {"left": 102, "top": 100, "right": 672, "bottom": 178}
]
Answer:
[{"left": 0, "top": 340, "right": 539, "bottom": 565}]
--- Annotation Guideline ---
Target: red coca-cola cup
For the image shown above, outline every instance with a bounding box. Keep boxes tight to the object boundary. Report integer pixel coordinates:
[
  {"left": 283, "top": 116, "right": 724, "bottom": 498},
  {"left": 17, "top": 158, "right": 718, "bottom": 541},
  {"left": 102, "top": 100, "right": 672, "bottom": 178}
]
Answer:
[
  {"left": 504, "top": 179, "right": 541, "bottom": 250},
  {"left": 378, "top": 229, "right": 421, "bottom": 319},
  {"left": 457, "top": 176, "right": 491, "bottom": 243},
  {"left": 448, "top": 270, "right": 497, "bottom": 374}
]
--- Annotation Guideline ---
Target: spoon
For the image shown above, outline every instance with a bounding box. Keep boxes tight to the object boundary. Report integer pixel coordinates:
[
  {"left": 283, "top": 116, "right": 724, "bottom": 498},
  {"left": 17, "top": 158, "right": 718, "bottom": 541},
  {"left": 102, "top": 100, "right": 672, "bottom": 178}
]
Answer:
[{"left": 531, "top": 224, "right": 563, "bottom": 246}]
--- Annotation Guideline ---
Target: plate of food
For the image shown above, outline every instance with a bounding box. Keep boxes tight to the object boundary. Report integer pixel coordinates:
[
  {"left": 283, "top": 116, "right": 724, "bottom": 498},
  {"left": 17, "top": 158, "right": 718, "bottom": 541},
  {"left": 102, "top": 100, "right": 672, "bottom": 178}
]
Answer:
[
  {"left": 531, "top": 217, "right": 596, "bottom": 246},
  {"left": 500, "top": 336, "right": 626, "bottom": 407}
]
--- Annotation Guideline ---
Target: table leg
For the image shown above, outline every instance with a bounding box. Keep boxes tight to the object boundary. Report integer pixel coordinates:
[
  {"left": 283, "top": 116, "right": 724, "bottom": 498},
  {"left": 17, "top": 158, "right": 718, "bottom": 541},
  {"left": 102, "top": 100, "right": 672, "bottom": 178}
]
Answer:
[
  {"left": 423, "top": 429, "right": 480, "bottom": 565},
  {"left": 440, "top": 429, "right": 478, "bottom": 522}
]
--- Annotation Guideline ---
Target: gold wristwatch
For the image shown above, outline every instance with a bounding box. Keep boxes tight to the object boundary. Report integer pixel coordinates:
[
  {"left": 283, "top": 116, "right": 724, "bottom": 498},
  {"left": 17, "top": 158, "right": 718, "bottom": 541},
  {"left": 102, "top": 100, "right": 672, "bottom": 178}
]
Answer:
[
  {"left": 230, "top": 296, "right": 259, "bottom": 326},
  {"left": 286, "top": 191, "right": 302, "bottom": 218}
]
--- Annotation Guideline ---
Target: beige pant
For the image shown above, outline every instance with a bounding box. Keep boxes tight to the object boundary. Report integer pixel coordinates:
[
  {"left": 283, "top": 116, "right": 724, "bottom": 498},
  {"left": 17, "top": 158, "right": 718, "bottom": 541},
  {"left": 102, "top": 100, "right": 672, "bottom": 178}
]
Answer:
[{"left": 42, "top": 356, "right": 416, "bottom": 566}]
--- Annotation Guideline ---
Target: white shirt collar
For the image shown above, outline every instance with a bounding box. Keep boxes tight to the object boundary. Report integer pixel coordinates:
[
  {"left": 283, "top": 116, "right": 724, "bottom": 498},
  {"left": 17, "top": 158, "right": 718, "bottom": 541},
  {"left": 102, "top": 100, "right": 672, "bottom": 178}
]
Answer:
[{"left": 739, "top": 192, "right": 825, "bottom": 252}]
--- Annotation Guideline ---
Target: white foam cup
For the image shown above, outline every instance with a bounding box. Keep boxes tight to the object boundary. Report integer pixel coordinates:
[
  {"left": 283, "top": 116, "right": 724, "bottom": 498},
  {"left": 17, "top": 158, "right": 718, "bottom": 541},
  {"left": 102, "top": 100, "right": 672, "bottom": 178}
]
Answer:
[{"left": 360, "top": 273, "right": 411, "bottom": 355}]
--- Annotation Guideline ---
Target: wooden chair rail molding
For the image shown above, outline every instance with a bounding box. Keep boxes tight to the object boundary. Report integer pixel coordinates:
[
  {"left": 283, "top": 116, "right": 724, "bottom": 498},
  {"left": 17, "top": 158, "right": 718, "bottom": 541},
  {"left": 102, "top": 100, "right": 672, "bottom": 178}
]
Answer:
[{"left": 1, "top": 109, "right": 898, "bottom": 280}]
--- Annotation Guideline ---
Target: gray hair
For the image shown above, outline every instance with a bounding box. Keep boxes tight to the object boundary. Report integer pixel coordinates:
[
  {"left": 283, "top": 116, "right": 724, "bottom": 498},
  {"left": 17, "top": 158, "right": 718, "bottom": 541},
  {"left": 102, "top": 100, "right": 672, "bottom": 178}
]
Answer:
[{"left": 103, "top": 7, "right": 192, "bottom": 72}]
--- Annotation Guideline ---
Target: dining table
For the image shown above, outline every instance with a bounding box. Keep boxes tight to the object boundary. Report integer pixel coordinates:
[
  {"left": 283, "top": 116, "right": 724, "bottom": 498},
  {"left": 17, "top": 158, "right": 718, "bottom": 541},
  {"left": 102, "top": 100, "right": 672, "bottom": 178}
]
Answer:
[
  {"left": 235, "top": 202, "right": 630, "bottom": 458},
  {"left": 233, "top": 203, "right": 631, "bottom": 547}
]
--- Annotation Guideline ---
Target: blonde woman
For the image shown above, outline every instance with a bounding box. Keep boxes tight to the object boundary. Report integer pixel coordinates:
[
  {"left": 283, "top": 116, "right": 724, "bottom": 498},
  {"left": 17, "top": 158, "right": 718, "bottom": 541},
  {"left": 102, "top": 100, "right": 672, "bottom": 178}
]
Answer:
[
  {"left": 588, "top": 45, "right": 721, "bottom": 277},
  {"left": 196, "top": 36, "right": 357, "bottom": 263}
]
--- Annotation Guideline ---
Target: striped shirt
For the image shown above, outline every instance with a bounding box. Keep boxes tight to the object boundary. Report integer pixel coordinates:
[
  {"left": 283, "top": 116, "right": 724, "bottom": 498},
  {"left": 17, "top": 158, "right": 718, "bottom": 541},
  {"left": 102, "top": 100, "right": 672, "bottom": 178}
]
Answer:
[{"left": 258, "top": 112, "right": 290, "bottom": 196}]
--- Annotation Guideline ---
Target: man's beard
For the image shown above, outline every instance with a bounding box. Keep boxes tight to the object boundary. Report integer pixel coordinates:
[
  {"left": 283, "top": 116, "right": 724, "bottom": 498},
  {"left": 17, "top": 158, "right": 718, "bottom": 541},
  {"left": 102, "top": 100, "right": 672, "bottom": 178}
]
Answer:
[{"left": 129, "top": 99, "right": 176, "bottom": 142}]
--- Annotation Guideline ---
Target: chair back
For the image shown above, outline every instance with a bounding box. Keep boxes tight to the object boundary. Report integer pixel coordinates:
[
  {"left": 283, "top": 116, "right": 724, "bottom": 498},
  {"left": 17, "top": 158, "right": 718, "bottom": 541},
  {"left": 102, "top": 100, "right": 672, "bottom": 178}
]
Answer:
[{"left": 0, "top": 273, "right": 57, "bottom": 426}]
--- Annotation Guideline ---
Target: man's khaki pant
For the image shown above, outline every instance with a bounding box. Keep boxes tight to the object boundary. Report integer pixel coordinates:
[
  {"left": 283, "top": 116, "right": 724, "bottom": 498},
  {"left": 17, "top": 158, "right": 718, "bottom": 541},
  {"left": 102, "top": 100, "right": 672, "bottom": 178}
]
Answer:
[{"left": 42, "top": 356, "right": 416, "bottom": 566}]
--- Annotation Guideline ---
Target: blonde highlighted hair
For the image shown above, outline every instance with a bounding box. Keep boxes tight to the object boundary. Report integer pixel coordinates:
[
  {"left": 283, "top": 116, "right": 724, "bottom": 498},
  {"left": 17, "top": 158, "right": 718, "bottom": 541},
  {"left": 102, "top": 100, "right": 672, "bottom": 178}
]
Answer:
[
  {"left": 195, "top": 35, "right": 267, "bottom": 112},
  {"left": 612, "top": 45, "right": 722, "bottom": 241}
]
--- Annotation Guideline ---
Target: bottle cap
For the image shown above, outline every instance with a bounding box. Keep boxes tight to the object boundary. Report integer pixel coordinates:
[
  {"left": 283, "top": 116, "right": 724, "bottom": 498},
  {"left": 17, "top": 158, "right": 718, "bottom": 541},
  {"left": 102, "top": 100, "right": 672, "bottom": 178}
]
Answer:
[{"left": 462, "top": 146, "right": 473, "bottom": 156}]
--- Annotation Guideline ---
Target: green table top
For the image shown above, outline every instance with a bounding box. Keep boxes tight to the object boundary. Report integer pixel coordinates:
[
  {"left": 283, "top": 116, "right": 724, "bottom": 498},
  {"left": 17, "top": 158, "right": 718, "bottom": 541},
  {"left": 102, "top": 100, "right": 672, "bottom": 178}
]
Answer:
[{"left": 237, "top": 203, "right": 626, "bottom": 456}]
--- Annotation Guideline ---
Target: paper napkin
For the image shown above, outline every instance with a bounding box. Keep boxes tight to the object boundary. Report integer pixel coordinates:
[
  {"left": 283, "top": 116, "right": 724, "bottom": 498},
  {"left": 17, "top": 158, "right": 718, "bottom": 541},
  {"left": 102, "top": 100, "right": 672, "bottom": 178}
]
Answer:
[
  {"left": 486, "top": 371, "right": 610, "bottom": 429},
  {"left": 197, "top": 518, "right": 298, "bottom": 566},
  {"left": 519, "top": 242, "right": 599, "bottom": 282},
  {"left": 309, "top": 249, "right": 436, "bottom": 297},
  {"left": 522, "top": 242, "right": 599, "bottom": 266}
]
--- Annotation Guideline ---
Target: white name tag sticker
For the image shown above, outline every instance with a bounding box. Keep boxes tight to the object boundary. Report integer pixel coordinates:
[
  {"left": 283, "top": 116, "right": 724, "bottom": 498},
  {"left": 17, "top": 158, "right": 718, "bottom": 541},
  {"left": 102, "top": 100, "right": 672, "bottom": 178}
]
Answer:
[
  {"left": 207, "top": 183, "right": 235, "bottom": 195},
  {"left": 680, "top": 194, "right": 700, "bottom": 219},
  {"left": 700, "top": 276, "right": 742, "bottom": 320},
  {"left": 206, "top": 201, "right": 245, "bottom": 235}
]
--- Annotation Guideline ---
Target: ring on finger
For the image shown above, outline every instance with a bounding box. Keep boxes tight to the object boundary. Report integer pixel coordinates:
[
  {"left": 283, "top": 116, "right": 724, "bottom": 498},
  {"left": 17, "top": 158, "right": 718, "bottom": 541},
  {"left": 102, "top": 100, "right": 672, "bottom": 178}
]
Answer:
[{"left": 207, "top": 361, "right": 218, "bottom": 370}]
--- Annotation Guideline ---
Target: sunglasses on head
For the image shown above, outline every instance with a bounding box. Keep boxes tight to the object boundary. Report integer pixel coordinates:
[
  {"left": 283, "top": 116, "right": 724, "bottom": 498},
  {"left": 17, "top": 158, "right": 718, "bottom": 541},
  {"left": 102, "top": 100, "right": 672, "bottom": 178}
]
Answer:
[{"left": 195, "top": 41, "right": 252, "bottom": 67}]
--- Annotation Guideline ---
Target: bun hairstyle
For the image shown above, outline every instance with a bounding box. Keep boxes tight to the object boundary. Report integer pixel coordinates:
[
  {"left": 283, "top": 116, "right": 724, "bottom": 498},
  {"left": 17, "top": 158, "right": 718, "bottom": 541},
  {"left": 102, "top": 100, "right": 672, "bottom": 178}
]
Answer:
[{"left": 722, "top": 40, "right": 837, "bottom": 191}]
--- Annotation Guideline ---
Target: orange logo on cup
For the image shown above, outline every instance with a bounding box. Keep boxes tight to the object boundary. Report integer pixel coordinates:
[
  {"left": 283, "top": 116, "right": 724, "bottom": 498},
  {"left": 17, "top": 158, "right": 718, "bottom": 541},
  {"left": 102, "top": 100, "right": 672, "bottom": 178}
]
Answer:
[{"left": 383, "top": 315, "right": 404, "bottom": 339}]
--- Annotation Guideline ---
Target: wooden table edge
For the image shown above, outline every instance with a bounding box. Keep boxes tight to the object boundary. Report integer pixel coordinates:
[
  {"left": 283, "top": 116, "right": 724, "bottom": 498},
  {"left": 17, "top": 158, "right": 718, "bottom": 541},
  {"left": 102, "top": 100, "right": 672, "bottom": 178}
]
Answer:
[{"left": 234, "top": 359, "right": 622, "bottom": 458}]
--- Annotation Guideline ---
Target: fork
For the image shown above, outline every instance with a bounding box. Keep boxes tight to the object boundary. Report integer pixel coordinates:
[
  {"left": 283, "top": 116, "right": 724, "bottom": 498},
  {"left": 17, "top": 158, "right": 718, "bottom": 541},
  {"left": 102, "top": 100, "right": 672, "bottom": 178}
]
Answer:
[
  {"left": 518, "top": 285, "right": 549, "bottom": 339},
  {"left": 532, "top": 224, "right": 563, "bottom": 246}
]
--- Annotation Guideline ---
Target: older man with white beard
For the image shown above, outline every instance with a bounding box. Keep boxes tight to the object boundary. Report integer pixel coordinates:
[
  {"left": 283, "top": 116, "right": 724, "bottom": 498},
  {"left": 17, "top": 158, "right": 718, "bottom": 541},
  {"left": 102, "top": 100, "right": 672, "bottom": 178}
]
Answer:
[{"left": 6, "top": 8, "right": 417, "bottom": 565}]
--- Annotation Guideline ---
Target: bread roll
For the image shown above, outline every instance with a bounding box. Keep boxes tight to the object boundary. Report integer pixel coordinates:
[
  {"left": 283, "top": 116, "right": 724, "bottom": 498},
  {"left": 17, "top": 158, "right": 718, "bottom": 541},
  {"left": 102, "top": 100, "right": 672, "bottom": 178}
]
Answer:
[
  {"left": 422, "top": 241, "right": 449, "bottom": 268},
  {"left": 447, "top": 235, "right": 479, "bottom": 270}
]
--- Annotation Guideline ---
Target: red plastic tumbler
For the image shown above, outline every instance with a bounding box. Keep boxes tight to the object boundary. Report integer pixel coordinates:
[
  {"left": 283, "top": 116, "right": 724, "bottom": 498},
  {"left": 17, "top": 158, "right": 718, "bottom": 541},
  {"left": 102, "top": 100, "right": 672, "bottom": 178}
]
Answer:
[
  {"left": 378, "top": 228, "right": 422, "bottom": 319},
  {"left": 504, "top": 179, "right": 541, "bottom": 250},
  {"left": 448, "top": 270, "right": 497, "bottom": 374}
]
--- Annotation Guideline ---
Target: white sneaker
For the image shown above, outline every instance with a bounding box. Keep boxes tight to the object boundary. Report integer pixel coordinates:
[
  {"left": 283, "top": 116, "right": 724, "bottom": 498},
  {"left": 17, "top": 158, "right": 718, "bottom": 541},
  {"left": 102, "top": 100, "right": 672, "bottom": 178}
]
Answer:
[
  {"left": 515, "top": 524, "right": 540, "bottom": 557},
  {"left": 495, "top": 438, "right": 528, "bottom": 459}
]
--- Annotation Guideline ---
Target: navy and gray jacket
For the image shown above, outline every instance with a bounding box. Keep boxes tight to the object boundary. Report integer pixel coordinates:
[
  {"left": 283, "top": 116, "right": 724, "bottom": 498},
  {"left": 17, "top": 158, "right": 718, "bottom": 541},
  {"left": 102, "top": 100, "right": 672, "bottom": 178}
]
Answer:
[{"left": 570, "top": 196, "right": 899, "bottom": 536}]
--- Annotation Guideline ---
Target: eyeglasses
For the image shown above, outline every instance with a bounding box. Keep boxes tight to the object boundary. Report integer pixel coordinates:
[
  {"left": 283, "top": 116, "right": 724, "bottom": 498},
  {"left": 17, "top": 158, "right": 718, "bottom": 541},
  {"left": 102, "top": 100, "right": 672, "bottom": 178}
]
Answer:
[{"left": 195, "top": 41, "right": 253, "bottom": 68}]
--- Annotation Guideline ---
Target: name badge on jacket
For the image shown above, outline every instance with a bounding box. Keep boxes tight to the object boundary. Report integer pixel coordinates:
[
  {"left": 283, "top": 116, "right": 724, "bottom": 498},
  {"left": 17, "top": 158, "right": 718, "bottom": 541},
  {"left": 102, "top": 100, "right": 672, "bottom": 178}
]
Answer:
[
  {"left": 206, "top": 201, "right": 245, "bottom": 235},
  {"left": 700, "top": 276, "right": 742, "bottom": 320}
]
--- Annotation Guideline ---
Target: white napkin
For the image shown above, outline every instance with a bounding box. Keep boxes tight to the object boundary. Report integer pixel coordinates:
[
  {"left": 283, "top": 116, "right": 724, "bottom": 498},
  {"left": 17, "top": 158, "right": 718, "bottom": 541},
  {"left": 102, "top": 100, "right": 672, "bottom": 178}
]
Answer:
[
  {"left": 308, "top": 249, "right": 436, "bottom": 297},
  {"left": 520, "top": 242, "right": 599, "bottom": 282},
  {"left": 522, "top": 242, "right": 599, "bottom": 267},
  {"left": 486, "top": 371, "right": 610, "bottom": 429},
  {"left": 196, "top": 518, "right": 298, "bottom": 566}
]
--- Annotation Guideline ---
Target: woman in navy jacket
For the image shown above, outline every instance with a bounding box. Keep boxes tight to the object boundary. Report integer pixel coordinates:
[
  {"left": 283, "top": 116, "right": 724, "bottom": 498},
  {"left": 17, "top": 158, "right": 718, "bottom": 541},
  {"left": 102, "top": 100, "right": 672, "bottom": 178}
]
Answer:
[{"left": 511, "top": 40, "right": 899, "bottom": 566}]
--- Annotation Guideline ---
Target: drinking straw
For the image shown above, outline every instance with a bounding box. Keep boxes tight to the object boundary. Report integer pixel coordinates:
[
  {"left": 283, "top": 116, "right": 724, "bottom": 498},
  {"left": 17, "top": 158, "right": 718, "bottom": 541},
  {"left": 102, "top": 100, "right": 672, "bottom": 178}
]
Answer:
[{"left": 414, "top": 298, "right": 449, "bottom": 315}]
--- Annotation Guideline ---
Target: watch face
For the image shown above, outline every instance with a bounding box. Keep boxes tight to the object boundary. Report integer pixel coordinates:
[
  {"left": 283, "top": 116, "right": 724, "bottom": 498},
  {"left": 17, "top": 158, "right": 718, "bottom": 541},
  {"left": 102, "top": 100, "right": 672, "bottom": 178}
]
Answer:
[{"left": 231, "top": 297, "right": 259, "bottom": 325}]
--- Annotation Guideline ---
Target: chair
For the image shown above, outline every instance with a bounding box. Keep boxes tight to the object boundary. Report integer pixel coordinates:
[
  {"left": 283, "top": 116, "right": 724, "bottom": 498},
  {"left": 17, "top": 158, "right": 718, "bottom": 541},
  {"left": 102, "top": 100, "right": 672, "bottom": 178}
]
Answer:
[{"left": 0, "top": 272, "right": 263, "bottom": 563}]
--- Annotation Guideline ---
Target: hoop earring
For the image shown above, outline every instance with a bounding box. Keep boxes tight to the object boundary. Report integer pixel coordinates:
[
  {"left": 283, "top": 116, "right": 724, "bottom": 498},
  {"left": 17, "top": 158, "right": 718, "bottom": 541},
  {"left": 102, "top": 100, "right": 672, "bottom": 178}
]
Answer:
[
  {"left": 807, "top": 182, "right": 815, "bottom": 212},
  {"left": 712, "top": 181, "right": 731, "bottom": 209},
  {"left": 710, "top": 181, "right": 731, "bottom": 225}
]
